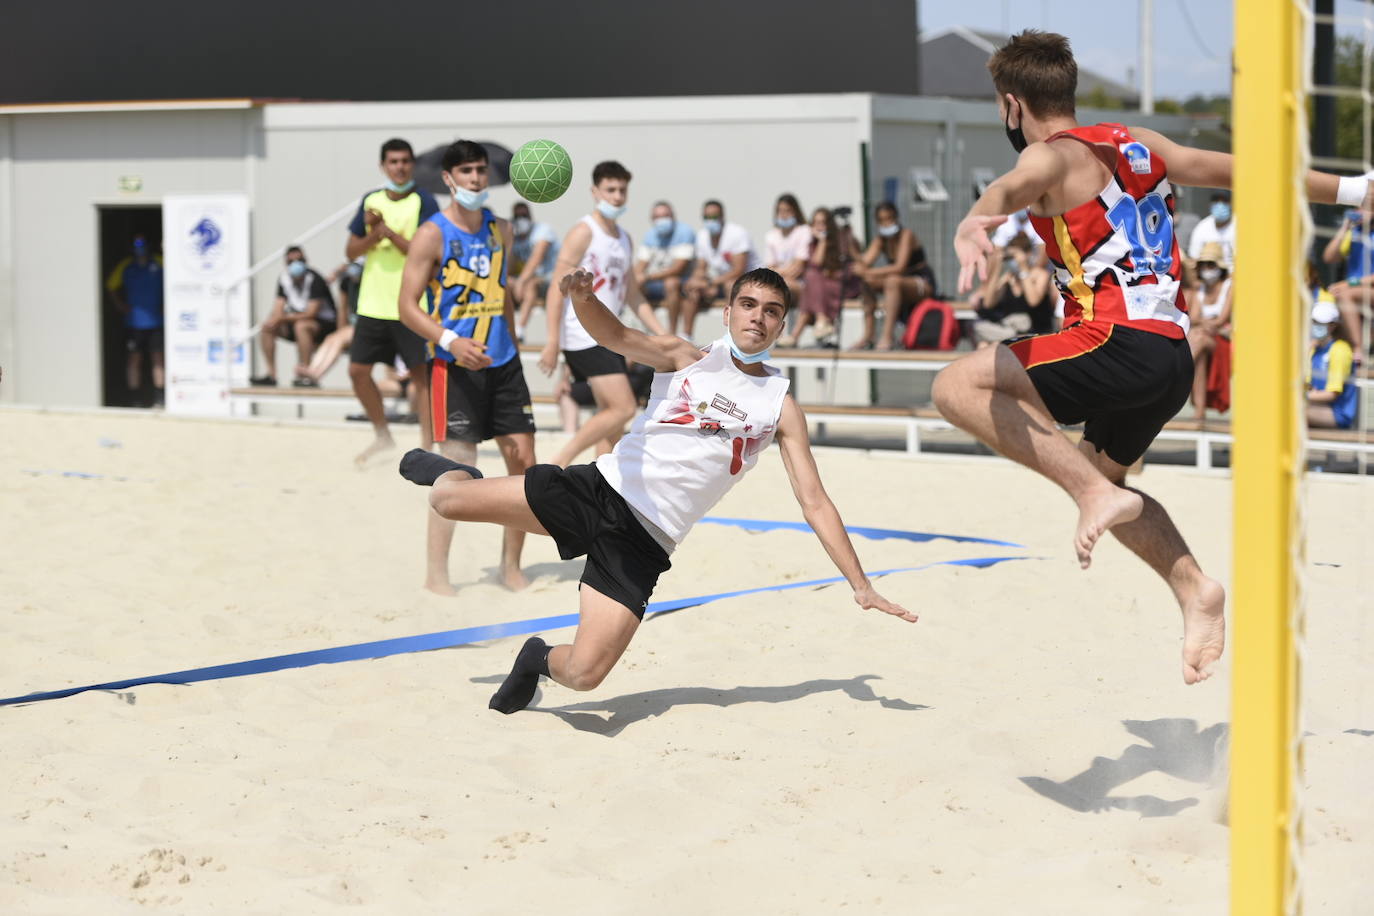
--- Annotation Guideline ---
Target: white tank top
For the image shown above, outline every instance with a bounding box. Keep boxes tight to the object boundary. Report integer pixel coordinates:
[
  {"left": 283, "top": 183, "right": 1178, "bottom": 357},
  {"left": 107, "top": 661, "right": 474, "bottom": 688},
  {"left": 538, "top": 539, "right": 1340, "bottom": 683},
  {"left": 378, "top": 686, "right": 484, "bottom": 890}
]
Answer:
[
  {"left": 562, "top": 214, "right": 633, "bottom": 352},
  {"left": 1199, "top": 277, "right": 1231, "bottom": 321},
  {"left": 596, "top": 338, "right": 791, "bottom": 545}
]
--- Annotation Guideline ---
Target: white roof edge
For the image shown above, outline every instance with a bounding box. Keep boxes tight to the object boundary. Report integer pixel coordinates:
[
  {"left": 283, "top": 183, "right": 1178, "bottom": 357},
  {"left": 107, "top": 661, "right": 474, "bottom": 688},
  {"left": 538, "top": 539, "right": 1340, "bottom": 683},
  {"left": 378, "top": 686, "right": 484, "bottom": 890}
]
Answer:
[
  {"left": 919, "top": 25, "right": 1000, "bottom": 54},
  {"left": 0, "top": 99, "right": 256, "bottom": 115}
]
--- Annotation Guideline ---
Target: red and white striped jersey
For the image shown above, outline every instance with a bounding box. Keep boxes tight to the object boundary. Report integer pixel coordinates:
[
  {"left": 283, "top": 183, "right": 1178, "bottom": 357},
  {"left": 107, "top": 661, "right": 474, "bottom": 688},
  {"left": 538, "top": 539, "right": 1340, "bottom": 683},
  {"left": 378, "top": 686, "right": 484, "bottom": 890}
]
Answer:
[{"left": 1028, "top": 123, "right": 1190, "bottom": 338}]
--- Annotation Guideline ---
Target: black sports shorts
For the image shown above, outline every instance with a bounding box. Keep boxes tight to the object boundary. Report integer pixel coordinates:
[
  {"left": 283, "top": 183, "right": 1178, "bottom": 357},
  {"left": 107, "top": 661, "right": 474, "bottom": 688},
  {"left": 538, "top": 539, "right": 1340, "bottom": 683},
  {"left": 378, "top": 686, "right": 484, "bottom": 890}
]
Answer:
[
  {"left": 349, "top": 314, "right": 425, "bottom": 370},
  {"left": 563, "top": 345, "right": 627, "bottom": 383},
  {"left": 524, "top": 463, "right": 671, "bottom": 619},
  {"left": 1005, "top": 321, "right": 1193, "bottom": 467},
  {"left": 429, "top": 356, "right": 536, "bottom": 443}
]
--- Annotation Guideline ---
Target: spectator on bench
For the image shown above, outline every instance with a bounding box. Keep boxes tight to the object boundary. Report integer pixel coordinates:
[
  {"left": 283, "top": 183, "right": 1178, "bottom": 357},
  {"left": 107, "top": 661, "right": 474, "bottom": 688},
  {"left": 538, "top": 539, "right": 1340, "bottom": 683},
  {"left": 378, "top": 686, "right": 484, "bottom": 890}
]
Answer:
[
  {"left": 1321, "top": 207, "right": 1373, "bottom": 360},
  {"left": 683, "top": 199, "right": 759, "bottom": 340},
  {"left": 633, "top": 200, "right": 695, "bottom": 336},
  {"left": 253, "top": 246, "right": 338, "bottom": 388},
  {"left": 765, "top": 193, "right": 812, "bottom": 346},
  {"left": 1307, "top": 299, "right": 1360, "bottom": 430},
  {"left": 1186, "top": 241, "right": 1234, "bottom": 422},
  {"left": 792, "top": 206, "right": 852, "bottom": 348},
  {"left": 511, "top": 202, "right": 560, "bottom": 341},
  {"left": 849, "top": 201, "right": 937, "bottom": 350},
  {"left": 969, "top": 233, "right": 1052, "bottom": 349},
  {"left": 301, "top": 257, "right": 363, "bottom": 384}
]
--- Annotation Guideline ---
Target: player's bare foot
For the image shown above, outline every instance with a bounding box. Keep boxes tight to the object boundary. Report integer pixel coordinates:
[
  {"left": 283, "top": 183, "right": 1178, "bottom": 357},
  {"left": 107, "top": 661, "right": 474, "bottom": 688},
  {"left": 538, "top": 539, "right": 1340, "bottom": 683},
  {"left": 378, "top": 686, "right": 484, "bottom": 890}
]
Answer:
[
  {"left": 355, "top": 433, "right": 395, "bottom": 467},
  {"left": 501, "top": 565, "right": 530, "bottom": 591},
  {"left": 1073, "top": 484, "right": 1143, "bottom": 568},
  {"left": 1180, "top": 576, "right": 1226, "bottom": 684},
  {"left": 424, "top": 578, "right": 458, "bottom": 597}
]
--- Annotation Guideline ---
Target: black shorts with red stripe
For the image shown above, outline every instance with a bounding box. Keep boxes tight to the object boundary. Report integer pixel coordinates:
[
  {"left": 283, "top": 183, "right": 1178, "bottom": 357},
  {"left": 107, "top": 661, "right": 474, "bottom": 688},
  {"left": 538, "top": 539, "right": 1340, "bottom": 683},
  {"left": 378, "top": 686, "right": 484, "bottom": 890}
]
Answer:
[
  {"left": 1004, "top": 321, "right": 1192, "bottom": 467},
  {"left": 429, "top": 356, "right": 536, "bottom": 444}
]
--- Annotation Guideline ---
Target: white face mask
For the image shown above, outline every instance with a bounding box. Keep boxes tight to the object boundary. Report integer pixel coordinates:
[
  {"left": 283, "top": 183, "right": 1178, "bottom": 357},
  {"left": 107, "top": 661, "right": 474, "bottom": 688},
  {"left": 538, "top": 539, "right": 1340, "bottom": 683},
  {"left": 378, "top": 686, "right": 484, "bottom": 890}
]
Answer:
[
  {"left": 447, "top": 179, "right": 488, "bottom": 211},
  {"left": 877, "top": 223, "right": 900, "bottom": 238},
  {"left": 1199, "top": 267, "right": 1223, "bottom": 284}
]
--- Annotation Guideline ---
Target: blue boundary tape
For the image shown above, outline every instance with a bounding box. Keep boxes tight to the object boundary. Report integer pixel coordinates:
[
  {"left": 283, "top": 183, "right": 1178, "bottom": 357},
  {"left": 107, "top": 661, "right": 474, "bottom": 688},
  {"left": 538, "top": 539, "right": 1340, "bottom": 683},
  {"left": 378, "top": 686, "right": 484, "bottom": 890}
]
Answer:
[
  {"left": 0, "top": 555, "right": 1036, "bottom": 707},
  {"left": 699, "top": 516, "right": 1022, "bottom": 547}
]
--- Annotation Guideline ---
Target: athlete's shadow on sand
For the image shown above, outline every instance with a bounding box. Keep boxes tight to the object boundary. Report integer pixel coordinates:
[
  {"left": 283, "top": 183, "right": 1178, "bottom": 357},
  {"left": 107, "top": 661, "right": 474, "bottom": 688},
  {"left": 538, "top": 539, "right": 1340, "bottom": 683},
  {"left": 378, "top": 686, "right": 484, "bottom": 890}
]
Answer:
[
  {"left": 525, "top": 675, "right": 928, "bottom": 737},
  {"left": 1021, "top": 718, "right": 1228, "bottom": 818}
]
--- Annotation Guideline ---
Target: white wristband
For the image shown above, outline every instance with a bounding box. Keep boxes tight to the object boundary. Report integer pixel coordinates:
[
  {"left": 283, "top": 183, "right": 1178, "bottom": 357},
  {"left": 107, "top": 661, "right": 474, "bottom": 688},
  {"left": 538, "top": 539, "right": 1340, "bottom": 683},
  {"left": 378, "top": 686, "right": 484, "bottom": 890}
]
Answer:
[
  {"left": 437, "top": 329, "right": 458, "bottom": 351},
  {"left": 1337, "top": 174, "right": 1368, "bottom": 207}
]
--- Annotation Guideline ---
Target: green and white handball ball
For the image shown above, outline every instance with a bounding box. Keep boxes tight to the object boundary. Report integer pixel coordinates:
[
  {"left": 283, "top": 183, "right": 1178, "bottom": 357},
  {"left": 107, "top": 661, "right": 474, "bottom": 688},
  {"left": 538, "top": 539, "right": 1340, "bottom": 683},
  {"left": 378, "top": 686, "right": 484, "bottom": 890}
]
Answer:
[{"left": 510, "top": 139, "right": 574, "bottom": 204}]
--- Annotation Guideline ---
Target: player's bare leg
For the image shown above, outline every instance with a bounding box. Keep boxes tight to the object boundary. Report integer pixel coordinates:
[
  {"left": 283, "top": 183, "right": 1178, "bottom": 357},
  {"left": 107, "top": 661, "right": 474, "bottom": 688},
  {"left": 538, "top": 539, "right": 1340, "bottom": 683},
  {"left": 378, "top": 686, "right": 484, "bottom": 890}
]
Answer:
[
  {"left": 1082, "top": 442, "right": 1226, "bottom": 684},
  {"left": 494, "top": 433, "right": 536, "bottom": 591},
  {"left": 489, "top": 583, "right": 640, "bottom": 714},
  {"left": 550, "top": 372, "right": 636, "bottom": 467},
  {"left": 350, "top": 361, "right": 394, "bottom": 466},
  {"left": 423, "top": 439, "right": 478, "bottom": 596},
  {"left": 932, "top": 344, "right": 1142, "bottom": 567}
]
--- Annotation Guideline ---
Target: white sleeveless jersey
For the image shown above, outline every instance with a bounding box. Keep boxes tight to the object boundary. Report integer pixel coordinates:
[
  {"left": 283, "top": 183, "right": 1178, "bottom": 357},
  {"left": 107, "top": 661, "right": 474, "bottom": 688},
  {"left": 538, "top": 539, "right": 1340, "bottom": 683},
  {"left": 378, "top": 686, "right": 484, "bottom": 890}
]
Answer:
[
  {"left": 596, "top": 338, "right": 791, "bottom": 545},
  {"left": 1198, "top": 277, "right": 1232, "bottom": 321},
  {"left": 562, "top": 214, "right": 633, "bottom": 352}
]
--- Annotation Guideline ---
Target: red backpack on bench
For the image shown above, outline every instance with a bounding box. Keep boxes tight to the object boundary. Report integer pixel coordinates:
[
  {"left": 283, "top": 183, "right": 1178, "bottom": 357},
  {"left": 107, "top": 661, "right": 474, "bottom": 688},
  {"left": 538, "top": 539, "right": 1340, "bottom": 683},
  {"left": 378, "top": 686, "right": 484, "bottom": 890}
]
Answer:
[{"left": 902, "top": 298, "right": 959, "bottom": 350}]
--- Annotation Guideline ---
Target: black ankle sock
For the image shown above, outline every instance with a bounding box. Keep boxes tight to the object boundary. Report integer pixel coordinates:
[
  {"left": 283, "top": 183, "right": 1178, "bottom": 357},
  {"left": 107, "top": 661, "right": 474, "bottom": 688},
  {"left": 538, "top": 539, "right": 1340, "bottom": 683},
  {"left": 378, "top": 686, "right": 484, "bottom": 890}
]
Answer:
[
  {"left": 488, "top": 637, "right": 551, "bottom": 715},
  {"left": 398, "top": 448, "right": 483, "bottom": 486}
]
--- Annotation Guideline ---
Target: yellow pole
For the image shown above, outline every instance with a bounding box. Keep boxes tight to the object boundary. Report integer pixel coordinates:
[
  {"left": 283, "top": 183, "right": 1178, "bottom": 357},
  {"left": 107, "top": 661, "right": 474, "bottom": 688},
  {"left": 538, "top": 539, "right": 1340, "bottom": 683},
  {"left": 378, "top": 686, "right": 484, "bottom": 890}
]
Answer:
[{"left": 1231, "top": 0, "right": 1304, "bottom": 913}]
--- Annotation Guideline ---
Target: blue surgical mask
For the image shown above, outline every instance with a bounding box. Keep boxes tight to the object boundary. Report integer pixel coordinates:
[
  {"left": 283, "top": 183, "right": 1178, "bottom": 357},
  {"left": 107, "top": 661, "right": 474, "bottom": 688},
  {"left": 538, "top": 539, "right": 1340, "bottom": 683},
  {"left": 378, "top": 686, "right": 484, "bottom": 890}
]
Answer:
[
  {"left": 775, "top": 216, "right": 797, "bottom": 229},
  {"left": 877, "top": 223, "right": 900, "bottom": 238},
  {"left": 596, "top": 200, "right": 627, "bottom": 220},
  {"left": 1211, "top": 202, "right": 1231, "bottom": 223},
  {"left": 703, "top": 218, "right": 723, "bottom": 235},
  {"left": 653, "top": 217, "right": 675, "bottom": 235},
  {"left": 385, "top": 179, "right": 415, "bottom": 193},
  {"left": 451, "top": 185, "right": 489, "bottom": 211},
  {"left": 725, "top": 331, "right": 771, "bottom": 364},
  {"left": 287, "top": 260, "right": 307, "bottom": 278}
]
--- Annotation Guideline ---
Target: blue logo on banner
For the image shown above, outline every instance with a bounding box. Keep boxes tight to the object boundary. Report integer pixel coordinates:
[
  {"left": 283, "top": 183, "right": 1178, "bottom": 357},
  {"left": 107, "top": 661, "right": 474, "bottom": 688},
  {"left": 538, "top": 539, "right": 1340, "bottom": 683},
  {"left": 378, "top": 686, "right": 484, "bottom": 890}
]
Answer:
[
  {"left": 207, "top": 340, "right": 245, "bottom": 366},
  {"left": 190, "top": 218, "right": 223, "bottom": 256},
  {"left": 177, "top": 311, "right": 198, "bottom": 331}
]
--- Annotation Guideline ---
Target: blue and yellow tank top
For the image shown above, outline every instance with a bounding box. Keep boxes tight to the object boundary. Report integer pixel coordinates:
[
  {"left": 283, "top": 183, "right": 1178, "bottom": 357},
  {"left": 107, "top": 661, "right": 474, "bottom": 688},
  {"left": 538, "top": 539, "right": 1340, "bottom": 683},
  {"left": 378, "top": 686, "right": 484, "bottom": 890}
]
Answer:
[{"left": 425, "top": 208, "right": 515, "bottom": 367}]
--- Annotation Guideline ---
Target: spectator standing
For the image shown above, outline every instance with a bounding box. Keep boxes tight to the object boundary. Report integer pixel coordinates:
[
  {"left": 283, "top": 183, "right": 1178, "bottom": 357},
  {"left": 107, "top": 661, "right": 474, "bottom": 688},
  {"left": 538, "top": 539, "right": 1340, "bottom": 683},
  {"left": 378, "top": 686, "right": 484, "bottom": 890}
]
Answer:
[
  {"left": 683, "top": 200, "right": 760, "bottom": 339},
  {"left": 105, "top": 234, "right": 165, "bottom": 406},
  {"left": 849, "top": 202, "right": 937, "bottom": 350},
  {"left": 1187, "top": 190, "right": 1236, "bottom": 267},
  {"left": 510, "top": 202, "right": 560, "bottom": 340},
  {"left": 970, "top": 233, "right": 1052, "bottom": 347},
  {"left": 633, "top": 200, "right": 695, "bottom": 335},
  {"left": 254, "top": 246, "right": 337, "bottom": 388},
  {"left": 345, "top": 138, "right": 440, "bottom": 465},
  {"left": 794, "top": 207, "right": 851, "bottom": 347},
  {"left": 1321, "top": 208, "right": 1374, "bottom": 358},
  {"left": 1307, "top": 299, "right": 1360, "bottom": 429},
  {"left": 1185, "top": 242, "right": 1234, "bottom": 421},
  {"left": 765, "top": 193, "right": 812, "bottom": 346}
]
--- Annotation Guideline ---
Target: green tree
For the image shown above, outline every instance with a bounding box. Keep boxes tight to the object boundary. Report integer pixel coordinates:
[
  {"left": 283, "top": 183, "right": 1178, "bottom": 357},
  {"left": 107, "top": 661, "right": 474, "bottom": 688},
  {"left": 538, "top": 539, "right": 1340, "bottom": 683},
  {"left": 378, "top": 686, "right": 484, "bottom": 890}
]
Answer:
[
  {"left": 1333, "top": 34, "right": 1369, "bottom": 163},
  {"left": 1078, "top": 86, "right": 1126, "bottom": 110}
]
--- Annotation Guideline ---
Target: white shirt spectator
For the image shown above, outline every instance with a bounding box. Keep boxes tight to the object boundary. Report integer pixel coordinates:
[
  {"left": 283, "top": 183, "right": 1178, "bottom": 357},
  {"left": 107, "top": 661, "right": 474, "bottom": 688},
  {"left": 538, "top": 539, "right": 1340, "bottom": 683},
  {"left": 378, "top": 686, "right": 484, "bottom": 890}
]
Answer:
[
  {"left": 636, "top": 220, "right": 696, "bottom": 276},
  {"left": 695, "top": 222, "right": 761, "bottom": 279},
  {"left": 991, "top": 208, "right": 1043, "bottom": 248},
  {"left": 764, "top": 225, "right": 814, "bottom": 268},
  {"left": 1187, "top": 216, "right": 1237, "bottom": 267}
]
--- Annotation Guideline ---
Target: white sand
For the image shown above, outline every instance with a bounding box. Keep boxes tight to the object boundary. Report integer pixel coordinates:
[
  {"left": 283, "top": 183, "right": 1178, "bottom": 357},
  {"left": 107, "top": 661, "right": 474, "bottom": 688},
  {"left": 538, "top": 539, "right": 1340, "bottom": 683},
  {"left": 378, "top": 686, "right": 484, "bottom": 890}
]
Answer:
[{"left": 1, "top": 408, "right": 1370, "bottom": 914}]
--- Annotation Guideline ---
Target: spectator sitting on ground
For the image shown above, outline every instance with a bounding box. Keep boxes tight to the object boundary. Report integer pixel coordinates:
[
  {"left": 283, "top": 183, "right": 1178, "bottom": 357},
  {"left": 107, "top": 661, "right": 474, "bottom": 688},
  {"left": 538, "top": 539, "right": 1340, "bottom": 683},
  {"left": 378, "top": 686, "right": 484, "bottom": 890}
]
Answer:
[
  {"left": 510, "top": 202, "right": 560, "bottom": 341},
  {"left": 765, "top": 193, "right": 812, "bottom": 346},
  {"left": 1188, "top": 190, "right": 1236, "bottom": 269},
  {"left": 633, "top": 200, "right": 695, "bottom": 336},
  {"left": 793, "top": 207, "right": 852, "bottom": 348},
  {"left": 253, "top": 246, "right": 338, "bottom": 388},
  {"left": 1320, "top": 207, "right": 1373, "bottom": 360},
  {"left": 1185, "top": 242, "right": 1234, "bottom": 422},
  {"left": 683, "top": 199, "right": 760, "bottom": 339},
  {"left": 1307, "top": 299, "right": 1360, "bottom": 429},
  {"left": 848, "top": 201, "right": 937, "bottom": 350},
  {"left": 969, "top": 233, "right": 1051, "bottom": 348}
]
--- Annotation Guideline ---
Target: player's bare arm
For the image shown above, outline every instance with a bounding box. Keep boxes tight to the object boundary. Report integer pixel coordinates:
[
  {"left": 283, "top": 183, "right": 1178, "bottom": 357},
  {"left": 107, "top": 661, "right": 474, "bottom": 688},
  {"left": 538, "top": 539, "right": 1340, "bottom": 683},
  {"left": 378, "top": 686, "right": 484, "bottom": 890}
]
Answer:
[
  {"left": 539, "top": 222, "right": 593, "bottom": 375},
  {"left": 955, "top": 142, "right": 1065, "bottom": 292},
  {"left": 398, "top": 221, "right": 491, "bottom": 371},
  {"left": 562, "top": 268, "right": 698, "bottom": 372},
  {"left": 774, "top": 395, "right": 916, "bottom": 623}
]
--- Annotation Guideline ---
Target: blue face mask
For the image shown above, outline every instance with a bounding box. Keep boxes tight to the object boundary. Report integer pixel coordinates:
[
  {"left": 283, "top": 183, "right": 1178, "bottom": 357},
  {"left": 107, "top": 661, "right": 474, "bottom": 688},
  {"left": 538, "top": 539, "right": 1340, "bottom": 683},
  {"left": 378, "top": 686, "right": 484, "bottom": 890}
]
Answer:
[
  {"left": 1211, "top": 202, "right": 1231, "bottom": 223},
  {"left": 775, "top": 216, "right": 797, "bottom": 230},
  {"left": 653, "top": 217, "right": 675, "bottom": 235},
  {"left": 725, "top": 330, "right": 771, "bottom": 364},
  {"left": 385, "top": 179, "right": 415, "bottom": 193},
  {"left": 597, "top": 200, "right": 627, "bottom": 220},
  {"left": 703, "top": 218, "right": 723, "bottom": 235},
  {"left": 452, "top": 185, "right": 489, "bottom": 211},
  {"left": 287, "top": 260, "right": 308, "bottom": 278}
]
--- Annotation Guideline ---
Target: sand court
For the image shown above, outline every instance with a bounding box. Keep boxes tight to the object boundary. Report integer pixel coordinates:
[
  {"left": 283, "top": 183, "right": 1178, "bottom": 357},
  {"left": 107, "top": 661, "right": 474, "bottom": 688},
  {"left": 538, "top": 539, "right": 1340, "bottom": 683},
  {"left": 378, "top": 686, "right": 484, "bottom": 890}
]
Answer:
[{"left": 1, "top": 409, "right": 1369, "bottom": 913}]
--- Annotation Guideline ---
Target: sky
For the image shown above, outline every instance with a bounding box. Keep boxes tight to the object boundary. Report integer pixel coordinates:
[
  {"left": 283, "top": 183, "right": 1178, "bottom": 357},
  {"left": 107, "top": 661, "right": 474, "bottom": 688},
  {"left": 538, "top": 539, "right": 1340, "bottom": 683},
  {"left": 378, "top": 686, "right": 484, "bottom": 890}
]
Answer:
[{"left": 920, "top": 0, "right": 1374, "bottom": 101}]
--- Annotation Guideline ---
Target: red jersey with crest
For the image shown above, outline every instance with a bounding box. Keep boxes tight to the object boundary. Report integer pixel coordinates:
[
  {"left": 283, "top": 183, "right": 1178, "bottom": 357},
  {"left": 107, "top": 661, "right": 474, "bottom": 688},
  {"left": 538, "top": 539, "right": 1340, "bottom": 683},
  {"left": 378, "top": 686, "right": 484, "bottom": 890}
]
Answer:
[{"left": 1028, "top": 123, "right": 1190, "bottom": 339}]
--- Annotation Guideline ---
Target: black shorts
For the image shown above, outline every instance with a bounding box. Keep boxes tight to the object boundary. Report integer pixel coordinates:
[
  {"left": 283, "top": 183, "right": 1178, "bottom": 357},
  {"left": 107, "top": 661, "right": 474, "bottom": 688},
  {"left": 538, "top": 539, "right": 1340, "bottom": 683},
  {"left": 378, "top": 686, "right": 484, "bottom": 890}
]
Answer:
[
  {"left": 568, "top": 363, "right": 654, "bottom": 408},
  {"left": 1006, "top": 321, "right": 1193, "bottom": 467},
  {"left": 280, "top": 316, "right": 337, "bottom": 342},
  {"left": 429, "top": 356, "right": 537, "bottom": 443},
  {"left": 524, "top": 463, "right": 672, "bottom": 618},
  {"left": 349, "top": 314, "right": 425, "bottom": 369},
  {"left": 564, "top": 345, "right": 627, "bottom": 383},
  {"left": 126, "top": 327, "right": 164, "bottom": 354}
]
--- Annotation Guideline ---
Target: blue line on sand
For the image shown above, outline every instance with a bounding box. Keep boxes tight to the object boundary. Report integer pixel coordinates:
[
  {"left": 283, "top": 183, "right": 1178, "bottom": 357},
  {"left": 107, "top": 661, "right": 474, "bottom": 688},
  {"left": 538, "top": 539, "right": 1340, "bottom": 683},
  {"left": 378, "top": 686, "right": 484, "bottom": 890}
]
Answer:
[
  {"left": 0, "top": 556, "right": 1036, "bottom": 707},
  {"left": 699, "top": 516, "right": 1022, "bottom": 548}
]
